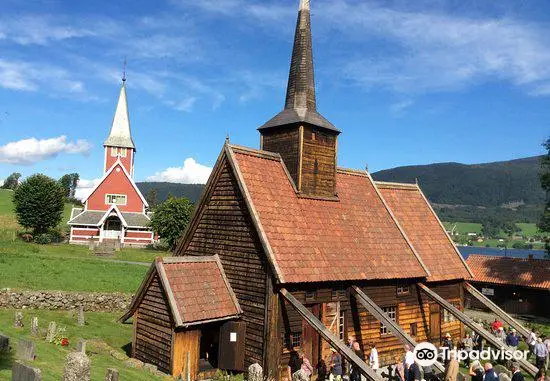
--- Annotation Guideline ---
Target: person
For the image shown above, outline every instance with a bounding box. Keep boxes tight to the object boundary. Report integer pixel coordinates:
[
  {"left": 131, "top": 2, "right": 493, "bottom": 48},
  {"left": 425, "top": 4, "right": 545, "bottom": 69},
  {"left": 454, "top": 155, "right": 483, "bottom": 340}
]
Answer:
[
  {"left": 484, "top": 363, "right": 499, "bottom": 381},
  {"left": 328, "top": 348, "right": 343, "bottom": 381},
  {"left": 544, "top": 336, "right": 550, "bottom": 371},
  {"left": 407, "top": 361, "right": 422, "bottom": 381},
  {"left": 496, "top": 327, "right": 507, "bottom": 343},
  {"left": 474, "top": 331, "right": 484, "bottom": 351},
  {"left": 534, "top": 337, "right": 549, "bottom": 371},
  {"left": 369, "top": 344, "right": 379, "bottom": 371},
  {"left": 395, "top": 361, "right": 406, "bottom": 381},
  {"left": 445, "top": 352, "right": 459, "bottom": 381},
  {"left": 350, "top": 341, "right": 364, "bottom": 381},
  {"left": 403, "top": 344, "right": 415, "bottom": 372},
  {"left": 469, "top": 360, "right": 484, "bottom": 381},
  {"left": 510, "top": 362, "right": 525, "bottom": 381},
  {"left": 423, "top": 364, "right": 435, "bottom": 381},
  {"left": 442, "top": 333, "right": 453, "bottom": 367},
  {"left": 535, "top": 369, "right": 546, "bottom": 381},
  {"left": 288, "top": 350, "right": 302, "bottom": 380},
  {"left": 491, "top": 319, "right": 503, "bottom": 333},
  {"left": 316, "top": 359, "right": 328, "bottom": 381},
  {"left": 462, "top": 333, "right": 474, "bottom": 366},
  {"left": 300, "top": 350, "right": 314, "bottom": 379},
  {"left": 528, "top": 331, "right": 538, "bottom": 356},
  {"left": 346, "top": 335, "right": 356, "bottom": 376},
  {"left": 506, "top": 329, "right": 519, "bottom": 348}
]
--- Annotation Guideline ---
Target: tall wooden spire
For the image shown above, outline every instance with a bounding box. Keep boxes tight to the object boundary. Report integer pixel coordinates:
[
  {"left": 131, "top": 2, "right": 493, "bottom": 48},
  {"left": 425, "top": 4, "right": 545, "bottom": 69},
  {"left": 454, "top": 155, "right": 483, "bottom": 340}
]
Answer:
[{"left": 259, "top": 0, "right": 339, "bottom": 198}]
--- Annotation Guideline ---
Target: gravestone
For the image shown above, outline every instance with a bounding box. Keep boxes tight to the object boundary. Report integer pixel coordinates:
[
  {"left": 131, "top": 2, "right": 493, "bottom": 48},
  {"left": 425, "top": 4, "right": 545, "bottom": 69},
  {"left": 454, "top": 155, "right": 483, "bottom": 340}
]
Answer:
[
  {"left": 292, "top": 369, "right": 309, "bottom": 381},
  {"left": 11, "top": 361, "right": 42, "bottom": 381},
  {"left": 31, "top": 317, "right": 39, "bottom": 337},
  {"left": 499, "top": 373, "right": 511, "bottom": 381},
  {"left": 0, "top": 334, "right": 9, "bottom": 352},
  {"left": 14, "top": 312, "right": 24, "bottom": 328},
  {"left": 62, "top": 352, "right": 91, "bottom": 381},
  {"left": 16, "top": 339, "right": 36, "bottom": 361},
  {"left": 76, "top": 339, "right": 86, "bottom": 354},
  {"left": 46, "top": 322, "right": 56, "bottom": 343},
  {"left": 77, "top": 305, "right": 85, "bottom": 326},
  {"left": 248, "top": 363, "right": 263, "bottom": 381},
  {"left": 105, "top": 368, "right": 119, "bottom": 381}
]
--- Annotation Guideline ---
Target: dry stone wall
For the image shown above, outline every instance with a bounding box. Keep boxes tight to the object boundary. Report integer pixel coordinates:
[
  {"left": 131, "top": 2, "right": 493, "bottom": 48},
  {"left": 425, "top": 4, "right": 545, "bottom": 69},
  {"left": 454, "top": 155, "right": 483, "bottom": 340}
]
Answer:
[{"left": 0, "top": 290, "right": 132, "bottom": 311}]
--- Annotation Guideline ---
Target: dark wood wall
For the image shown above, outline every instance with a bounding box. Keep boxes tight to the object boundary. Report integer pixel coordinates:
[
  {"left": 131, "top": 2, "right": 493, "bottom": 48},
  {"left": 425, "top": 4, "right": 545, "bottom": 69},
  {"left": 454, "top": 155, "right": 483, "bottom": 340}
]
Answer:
[
  {"left": 301, "top": 125, "right": 337, "bottom": 197},
  {"left": 261, "top": 126, "right": 300, "bottom": 185},
  {"left": 177, "top": 159, "right": 269, "bottom": 367},
  {"left": 134, "top": 274, "right": 173, "bottom": 374}
]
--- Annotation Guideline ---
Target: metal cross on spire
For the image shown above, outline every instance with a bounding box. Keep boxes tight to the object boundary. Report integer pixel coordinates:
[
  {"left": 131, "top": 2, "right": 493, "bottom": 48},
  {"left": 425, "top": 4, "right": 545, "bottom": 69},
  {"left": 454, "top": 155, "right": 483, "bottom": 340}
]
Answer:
[{"left": 122, "top": 57, "right": 127, "bottom": 83}]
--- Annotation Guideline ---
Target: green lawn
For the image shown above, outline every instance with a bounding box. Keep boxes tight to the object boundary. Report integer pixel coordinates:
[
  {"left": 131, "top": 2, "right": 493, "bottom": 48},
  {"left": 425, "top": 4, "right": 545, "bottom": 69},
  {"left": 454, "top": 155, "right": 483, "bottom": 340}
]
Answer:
[
  {"left": 0, "top": 309, "right": 168, "bottom": 380},
  {"left": 444, "top": 222, "right": 483, "bottom": 235}
]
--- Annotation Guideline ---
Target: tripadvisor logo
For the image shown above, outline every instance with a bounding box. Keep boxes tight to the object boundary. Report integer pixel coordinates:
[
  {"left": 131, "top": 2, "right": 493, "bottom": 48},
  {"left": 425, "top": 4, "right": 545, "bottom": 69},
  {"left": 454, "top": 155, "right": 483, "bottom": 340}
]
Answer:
[{"left": 413, "top": 342, "right": 528, "bottom": 367}]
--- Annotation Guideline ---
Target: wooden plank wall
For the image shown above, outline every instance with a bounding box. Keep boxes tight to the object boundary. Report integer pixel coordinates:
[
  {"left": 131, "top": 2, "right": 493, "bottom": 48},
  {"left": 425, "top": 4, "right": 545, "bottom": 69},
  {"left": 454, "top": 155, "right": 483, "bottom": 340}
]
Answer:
[
  {"left": 261, "top": 127, "right": 300, "bottom": 184},
  {"left": 278, "top": 281, "right": 464, "bottom": 378},
  {"left": 173, "top": 329, "right": 201, "bottom": 378},
  {"left": 301, "top": 125, "right": 337, "bottom": 197},
  {"left": 135, "top": 274, "right": 173, "bottom": 374},
  {"left": 181, "top": 161, "right": 269, "bottom": 367}
]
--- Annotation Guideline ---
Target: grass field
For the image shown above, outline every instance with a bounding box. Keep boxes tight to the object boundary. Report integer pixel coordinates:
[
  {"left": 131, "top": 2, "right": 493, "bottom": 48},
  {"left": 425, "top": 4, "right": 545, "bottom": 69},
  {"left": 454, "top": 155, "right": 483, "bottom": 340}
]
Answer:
[
  {"left": 0, "top": 309, "right": 167, "bottom": 380},
  {"left": 0, "top": 188, "right": 165, "bottom": 293},
  {"left": 443, "top": 222, "right": 483, "bottom": 235}
]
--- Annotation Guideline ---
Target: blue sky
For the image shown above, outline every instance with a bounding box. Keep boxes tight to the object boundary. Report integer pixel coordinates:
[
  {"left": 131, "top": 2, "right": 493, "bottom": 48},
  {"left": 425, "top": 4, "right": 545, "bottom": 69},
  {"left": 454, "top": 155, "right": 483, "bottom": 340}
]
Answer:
[{"left": 1, "top": 0, "right": 550, "bottom": 195}]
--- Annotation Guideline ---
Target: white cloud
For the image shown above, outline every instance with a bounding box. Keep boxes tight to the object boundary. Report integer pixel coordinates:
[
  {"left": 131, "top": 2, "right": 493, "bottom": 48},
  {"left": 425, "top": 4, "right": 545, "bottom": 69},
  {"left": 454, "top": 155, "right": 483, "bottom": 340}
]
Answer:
[
  {"left": 147, "top": 158, "right": 212, "bottom": 184},
  {"left": 390, "top": 100, "right": 414, "bottom": 116},
  {"left": 0, "top": 136, "right": 92, "bottom": 165},
  {"left": 74, "top": 178, "right": 102, "bottom": 200}
]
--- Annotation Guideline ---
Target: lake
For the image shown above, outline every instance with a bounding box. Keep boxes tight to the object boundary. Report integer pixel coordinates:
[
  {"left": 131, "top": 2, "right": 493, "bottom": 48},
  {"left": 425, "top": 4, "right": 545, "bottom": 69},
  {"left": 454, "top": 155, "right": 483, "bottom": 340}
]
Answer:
[{"left": 457, "top": 246, "right": 546, "bottom": 259}]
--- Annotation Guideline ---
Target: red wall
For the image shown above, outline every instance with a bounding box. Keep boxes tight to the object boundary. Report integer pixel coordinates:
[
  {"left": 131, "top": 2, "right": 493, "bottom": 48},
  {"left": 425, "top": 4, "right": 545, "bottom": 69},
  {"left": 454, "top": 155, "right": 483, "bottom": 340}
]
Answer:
[
  {"left": 72, "top": 229, "right": 99, "bottom": 236},
  {"left": 87, "top": 163, "right": 144, "bottom": 213},
  {"left": 126, "top": 231, "right": 152, "bottom": 238},
  {"left": 104, "top": 147, "right": 134, "bottom": 174}
]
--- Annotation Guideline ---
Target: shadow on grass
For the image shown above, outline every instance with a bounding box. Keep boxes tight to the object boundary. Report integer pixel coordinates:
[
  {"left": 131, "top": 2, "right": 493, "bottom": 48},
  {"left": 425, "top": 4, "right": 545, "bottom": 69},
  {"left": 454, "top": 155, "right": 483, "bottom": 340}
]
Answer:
[
  {"left": 121, "top": 342, "right": 132, "bottom": 357},
  {"left": 0, "top": 349, "right": 14, "bottom": 371}
]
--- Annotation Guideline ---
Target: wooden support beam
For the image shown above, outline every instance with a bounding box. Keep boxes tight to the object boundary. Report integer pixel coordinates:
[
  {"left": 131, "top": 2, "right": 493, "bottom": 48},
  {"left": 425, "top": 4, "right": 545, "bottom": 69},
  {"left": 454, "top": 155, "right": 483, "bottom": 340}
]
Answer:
[
  {"left": 418, "top": 284, "right": 538, "bottom": 376},
  {"left": 280, "top": 288, "right": 383, "bottom": 381},
  {"left": 350, "top": 286, "right": 445, "bottom": 374},
  {"left": 464, "top": 282, "right": 531, "bottom": 339}
]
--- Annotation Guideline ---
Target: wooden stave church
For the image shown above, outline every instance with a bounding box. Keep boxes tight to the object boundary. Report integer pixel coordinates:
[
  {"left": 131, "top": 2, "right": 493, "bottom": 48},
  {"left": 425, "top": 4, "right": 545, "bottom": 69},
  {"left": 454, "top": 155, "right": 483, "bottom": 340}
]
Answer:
[{"left": 120, "top": 0, "right": 537, "bottom": 379}]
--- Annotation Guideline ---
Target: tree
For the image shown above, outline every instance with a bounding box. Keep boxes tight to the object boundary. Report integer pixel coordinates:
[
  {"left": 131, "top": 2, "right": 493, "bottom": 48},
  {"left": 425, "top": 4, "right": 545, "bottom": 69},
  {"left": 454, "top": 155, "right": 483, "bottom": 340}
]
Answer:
[
  {"left": 1, "top": 172, "right": 21, "bottom": 190},
  {"left": 58, "top": 173, "right": 80, "bottom": 198},
  {"left": 145, "top": 188, "right": 158, "bottom": 209},
  {"left": 149, "top": 197, "right": 193, "bottom": 249},
  {"left": 13, "top": 174, "right": 65, "bottom": 234},
  {"left": 538, "top": 138, "right": 550, "bottom": 257}
]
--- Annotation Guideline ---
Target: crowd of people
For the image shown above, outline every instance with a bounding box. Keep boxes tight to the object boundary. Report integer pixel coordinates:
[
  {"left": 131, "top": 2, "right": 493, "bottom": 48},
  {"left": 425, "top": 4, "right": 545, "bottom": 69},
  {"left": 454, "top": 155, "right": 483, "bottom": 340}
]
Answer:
[{"left": 286, "top": 323, "right": 550, "bottom": 381}]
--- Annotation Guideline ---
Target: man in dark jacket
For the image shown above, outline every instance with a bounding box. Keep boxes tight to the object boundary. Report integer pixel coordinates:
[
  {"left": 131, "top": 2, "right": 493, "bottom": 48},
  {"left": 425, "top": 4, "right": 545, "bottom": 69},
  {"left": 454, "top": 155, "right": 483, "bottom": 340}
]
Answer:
[
  {"left": 511, "top": 362, "right": 525, "bottom": 381},
  {"left": 407, "top": 361, "right": 422, "bottom": 381},
  {"left": 484, "top": 363, "right": 499, "bottom": 381},
  {"left": 506, "top": 329, "right": 520, "bottom": 348}
]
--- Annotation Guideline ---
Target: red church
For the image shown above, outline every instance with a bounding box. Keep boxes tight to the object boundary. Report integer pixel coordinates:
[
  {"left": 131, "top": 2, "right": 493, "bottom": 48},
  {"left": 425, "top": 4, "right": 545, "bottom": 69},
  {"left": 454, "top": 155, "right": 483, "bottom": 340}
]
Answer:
[{"left": 68, "top": 80, "right": 156, "bottom": 247}]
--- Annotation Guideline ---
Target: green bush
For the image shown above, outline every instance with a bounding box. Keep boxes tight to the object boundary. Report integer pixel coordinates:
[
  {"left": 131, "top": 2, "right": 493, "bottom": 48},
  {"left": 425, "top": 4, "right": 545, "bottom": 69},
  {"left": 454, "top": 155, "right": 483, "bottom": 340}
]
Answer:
[
  {"left": 146, "top": 239, "right": 170, "bottom": 251},
  {"left": 34, "top": 233, "right": 53, "bottom": 245},
  {"left": 149, "top": 197, "right": 193, "bottom": 249}
]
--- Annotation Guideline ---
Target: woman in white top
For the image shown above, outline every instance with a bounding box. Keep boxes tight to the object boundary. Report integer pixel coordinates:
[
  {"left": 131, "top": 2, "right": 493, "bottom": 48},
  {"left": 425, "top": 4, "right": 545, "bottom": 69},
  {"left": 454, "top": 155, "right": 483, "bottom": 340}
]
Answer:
[{"left": 369, "top": 344, "right": 379, "bottom": 370}]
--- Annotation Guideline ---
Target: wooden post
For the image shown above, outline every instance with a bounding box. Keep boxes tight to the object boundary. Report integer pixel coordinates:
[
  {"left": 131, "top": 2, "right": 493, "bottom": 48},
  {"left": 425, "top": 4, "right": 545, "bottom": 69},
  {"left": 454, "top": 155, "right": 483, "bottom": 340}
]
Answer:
[
  {"left": 418, "top": 283, "right": 538, "bottom": 376},
  {"left": 186, "top": 352, "right": 190, "bottom": 381}
]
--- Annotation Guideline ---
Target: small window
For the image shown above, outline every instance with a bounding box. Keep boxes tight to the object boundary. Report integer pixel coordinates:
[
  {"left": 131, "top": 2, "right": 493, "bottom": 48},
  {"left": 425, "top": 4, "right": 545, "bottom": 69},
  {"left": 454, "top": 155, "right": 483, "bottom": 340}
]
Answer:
[
  {"left": 283, "top": 332, "right": 301, "bottom": 350},
  {"left": 410, "top": 322, "right": 418, "bottom": 337},
  {"left": 443, "top": 307, "right": 457, "bottom": 323},
  {"left": 397, "top": 285, "right": 410, "bottom": 296},
  {"left": 110, "top": 147, "right": 118, "bottom": 157},
  {"left": 305, "top": 291, "right": 316, "bottom": 302},
  {"left": 331, "top": 290, "right": 338, "bottom": 300},
  {"left": 338, "top": 310, "right": 346, "bottom": 341},
  {"left": 380, "top": 306, "right": 397, "bottom": 336},
  {"left": 120, "top": 148, "right": 127, "bottom": 158},
  {"left": 332, "top": 290, "right": 346, "bottom": 300},
  {"left": 105, "top": 194, "right": 127, "bottom": 205}
]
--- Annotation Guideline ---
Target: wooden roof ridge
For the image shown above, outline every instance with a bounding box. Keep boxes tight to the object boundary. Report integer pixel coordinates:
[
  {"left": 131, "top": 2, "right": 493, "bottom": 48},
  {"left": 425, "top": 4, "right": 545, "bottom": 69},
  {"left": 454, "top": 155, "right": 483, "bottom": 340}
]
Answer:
[
  {"left": 375, "top": 181, "right": 418, "bottom": 190},
  {"left": 337, "top": 167, "right": 369, "bottom": 177},
  {"left": 228, "top": 144, "right": 282, "bottom": 161}
]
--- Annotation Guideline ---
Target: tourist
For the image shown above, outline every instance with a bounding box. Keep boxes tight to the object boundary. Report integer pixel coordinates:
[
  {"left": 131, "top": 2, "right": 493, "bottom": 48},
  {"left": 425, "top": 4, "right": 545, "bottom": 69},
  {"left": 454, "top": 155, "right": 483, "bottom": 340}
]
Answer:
[
  {"left": 369, "top": 344, "right": 379, "bottom": 371},
  {"left": 491, "top": 319, "right": 503, "bottom": 333},
  {"left": 407, "top": 361, "right": 422, "bottom": 381},
  {"left": 403, "top": 344, "right": 415, "bottom": 371},
  {"left": 469, "top": 360, "right": 484, "bottom": 381},
  {"left": 300, "top": 350, "right": 314, "bottom": 379},
  {"left": 534, "top": 338, "right": 549, "bottom": 371},
  {"left": 328, "top": 348, "right": 343, "bottom": 381},
  {"left": 483, "top": 363, "right": 499, "bottom": 381},
  {"left": 442, "top": 333, "right": 453, "bottom": 366},
  {"left": 543, "top": 336, "right": 550, "bottom": 371},
  {"left": 506, "top": 329, "right": 519, "bottom": 348},
  {"left": 395, "top": 360, "right": 406, "bottom": 381},
  {"left": 462, "top": 333, "right": 474, "bottom": 366},
  {"left": 474, "top": 331, "right": 484, "bottom": 351},
  {"left": 511, "top": 362, "right": 525, "bottom": 381},
  {"left": 288, "top": 350, "right": 302, "bottom": 380},
  {"left": 346, "top": 335, "right": 356, "bottom": 376},
  {"left": 316, "top": 359, "right": 328, "bottom": 381},
  {"left": 445, "top": 352, "right": 459, "bottom": 381},
  {"left": 528, "top": 331, "right": 538, "bottom": 356},
  {"left": 496, "top": 327, "right": 507, "bottom": 343},
  {"left": 350, "top": 341, "right": 364, "bottom": 381},
  {"left": 534, "top": 369, "right": 545, "bottom": 381},
  {"left": 423, "top": 364, "right": 435, "bottom": 381}
]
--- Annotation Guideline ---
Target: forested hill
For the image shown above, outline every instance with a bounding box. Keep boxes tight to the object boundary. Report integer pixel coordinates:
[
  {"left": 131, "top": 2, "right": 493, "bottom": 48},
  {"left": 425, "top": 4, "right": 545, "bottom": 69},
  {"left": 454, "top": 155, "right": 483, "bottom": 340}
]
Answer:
[
  {"left": 136, "top": 182, "right": 204, "bottom": 204},
  {"left": 372, "top": 156, "right": 545, "bottom": 223}
]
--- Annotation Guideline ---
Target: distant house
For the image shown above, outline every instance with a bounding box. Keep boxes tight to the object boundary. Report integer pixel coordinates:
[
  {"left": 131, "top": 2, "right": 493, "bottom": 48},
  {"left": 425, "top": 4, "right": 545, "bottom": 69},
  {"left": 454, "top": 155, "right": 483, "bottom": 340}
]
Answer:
[
  {"left": 465, "top": 254, "right": 550, "bottom": 317},
  {"left": 68, "top": 80, "right": 155, "bottom": 247}
]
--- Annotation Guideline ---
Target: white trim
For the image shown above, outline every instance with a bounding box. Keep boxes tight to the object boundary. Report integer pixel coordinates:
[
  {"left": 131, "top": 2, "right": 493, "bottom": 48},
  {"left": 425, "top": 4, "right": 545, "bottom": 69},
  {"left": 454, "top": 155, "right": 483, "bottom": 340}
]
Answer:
[
  {"left": 98, "top": 205, "right": 128, "bottom": 227},
  {"left": 105, "top": 193, "right": 128, "bottom": 206},
  {"left": 111, "top": 146, "right": 118, "bottom": 157},
  {"left": 82, "top": 157, "right": 149, "bottom": 208}
]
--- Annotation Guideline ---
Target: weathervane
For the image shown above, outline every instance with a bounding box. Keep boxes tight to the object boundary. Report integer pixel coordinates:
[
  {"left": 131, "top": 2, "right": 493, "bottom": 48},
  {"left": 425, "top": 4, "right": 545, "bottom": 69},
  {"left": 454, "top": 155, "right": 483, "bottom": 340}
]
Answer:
[{"left": 122, "top": 56, "right": 127, "bottom": 83}]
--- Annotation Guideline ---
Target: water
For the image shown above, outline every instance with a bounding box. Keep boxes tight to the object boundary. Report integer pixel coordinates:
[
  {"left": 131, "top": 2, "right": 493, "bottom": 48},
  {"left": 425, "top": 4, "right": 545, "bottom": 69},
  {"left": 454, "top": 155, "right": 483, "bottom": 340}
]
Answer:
[{"left": 457, "top": 246, "right": 546, "bottom": 259}]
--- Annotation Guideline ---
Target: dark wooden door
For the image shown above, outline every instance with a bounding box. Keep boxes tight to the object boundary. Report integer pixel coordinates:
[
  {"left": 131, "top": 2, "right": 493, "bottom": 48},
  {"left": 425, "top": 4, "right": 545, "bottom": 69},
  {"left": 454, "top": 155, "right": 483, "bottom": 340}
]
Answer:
[
  {"left": 218, "top": 321, "right": 246, "bottom": 371},
  {"left": 429, "top": 304, "right": 441, "bottom": 344},
  {"left": 302, "top": 305, "right": 321, "bottom": 368}
]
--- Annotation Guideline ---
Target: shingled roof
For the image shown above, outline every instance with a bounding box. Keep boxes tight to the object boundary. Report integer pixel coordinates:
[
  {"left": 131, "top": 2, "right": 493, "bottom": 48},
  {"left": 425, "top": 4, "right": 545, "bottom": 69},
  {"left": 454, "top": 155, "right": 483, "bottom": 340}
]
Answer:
[
  {"left": 465, "top": 254, "right": 550, "bottom": 290},
  {"left": 121, "top": 256, "right": 242, "bottom": 326},
  {"left": 216, "top": 144, "right": 430, "bottom": 284},
  {"left": 376, "top": 182, "right": 473, "bottom": 282}
]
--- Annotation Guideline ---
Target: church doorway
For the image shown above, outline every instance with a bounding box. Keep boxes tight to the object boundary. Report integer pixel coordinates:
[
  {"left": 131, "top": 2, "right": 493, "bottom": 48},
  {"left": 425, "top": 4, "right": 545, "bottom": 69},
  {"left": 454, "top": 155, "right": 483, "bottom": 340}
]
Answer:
[{"left": 103, "top": 216, "right": 122, "bottom": 240}]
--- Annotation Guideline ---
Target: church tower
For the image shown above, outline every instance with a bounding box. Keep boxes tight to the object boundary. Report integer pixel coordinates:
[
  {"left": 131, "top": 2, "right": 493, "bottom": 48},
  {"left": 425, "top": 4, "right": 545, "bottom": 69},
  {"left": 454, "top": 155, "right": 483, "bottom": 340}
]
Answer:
[
  {"left": 259, "top": 0, "right": 340, "bottom": 198},
  {"left": 104, "top": 79, "right": 136, "bottom": 177}
]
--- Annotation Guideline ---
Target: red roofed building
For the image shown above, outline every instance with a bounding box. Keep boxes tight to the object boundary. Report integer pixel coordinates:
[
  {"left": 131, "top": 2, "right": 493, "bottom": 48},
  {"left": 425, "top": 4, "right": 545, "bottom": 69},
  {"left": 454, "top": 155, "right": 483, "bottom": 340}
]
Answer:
[
  {"left": 125, "top": 1, "right": 477, "bottom": 379},
  {"left": 465, "top": 254, "right": 550, "bottom": 317},
  {"left": 68, "top": 79, "right": 155, "bottom": 247}
]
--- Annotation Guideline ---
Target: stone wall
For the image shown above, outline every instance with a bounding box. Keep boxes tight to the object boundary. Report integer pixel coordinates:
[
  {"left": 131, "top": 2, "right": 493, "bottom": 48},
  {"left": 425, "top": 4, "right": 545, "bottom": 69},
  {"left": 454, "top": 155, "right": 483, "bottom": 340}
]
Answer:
[{"left": 0, "top": 289, "right": 132, "bottom": 311}]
